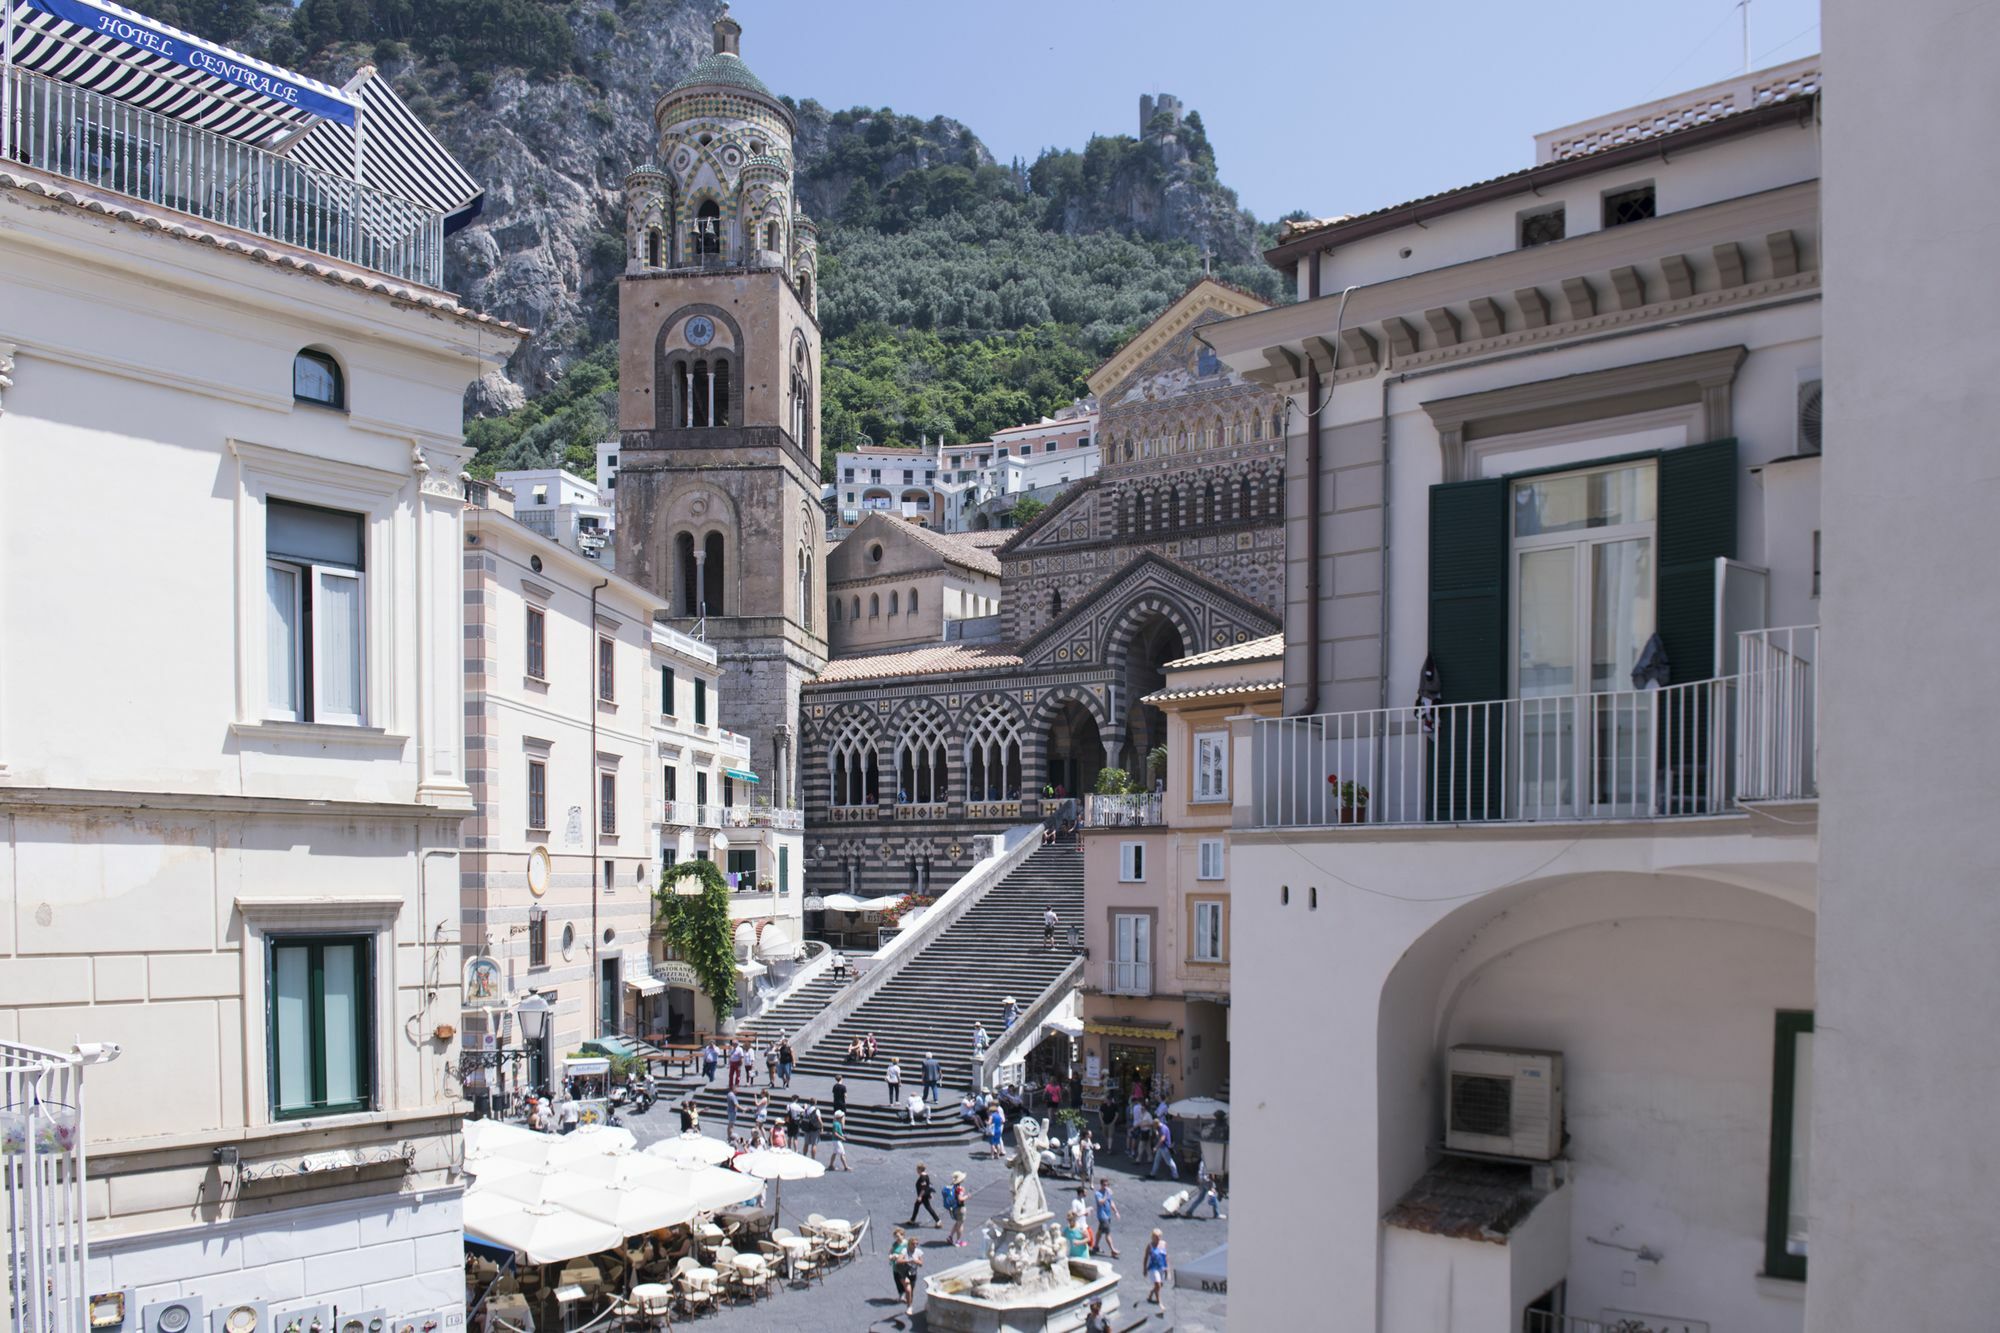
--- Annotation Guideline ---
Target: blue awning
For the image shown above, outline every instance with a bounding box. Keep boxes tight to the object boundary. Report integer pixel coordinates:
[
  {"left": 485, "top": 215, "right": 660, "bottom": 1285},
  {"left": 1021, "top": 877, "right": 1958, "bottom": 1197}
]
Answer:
[
  {"left": 9, "top": 0, "right": 358, "bottom": 139},
  {"left": 464, "top": 1233, "right": 517, "bottom": 1268},
  {"left": 724, "top": 768, "right": 760, "bottom": 783}
]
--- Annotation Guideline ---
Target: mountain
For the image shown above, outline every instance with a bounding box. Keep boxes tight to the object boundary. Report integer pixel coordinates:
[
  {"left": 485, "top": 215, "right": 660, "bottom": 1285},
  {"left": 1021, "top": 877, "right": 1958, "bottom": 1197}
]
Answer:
[{"left": 144, "top": 1, "right": 1289, "bottom": 472}]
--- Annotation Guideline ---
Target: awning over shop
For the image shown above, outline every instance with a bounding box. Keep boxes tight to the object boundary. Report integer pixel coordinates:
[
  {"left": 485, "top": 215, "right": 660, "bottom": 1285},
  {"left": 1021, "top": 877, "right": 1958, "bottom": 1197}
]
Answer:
[
  {"left": 291, "top": 67, "right": 485, "bottom": 230},
  {"left": 819, "top": 893, "right": 906, "bottom": 914},
  {"left": 736, "top": 960, "right": 768, "bottom": 979},
  {"left": 626, "top": 974, "right": 665, "bottom": 997},
  {"left": 723, "top": 768, "right": 759, "bottom": 783},
  {"left": 1084, "top": 1021, "right": 1177, "bottom": 1041}
]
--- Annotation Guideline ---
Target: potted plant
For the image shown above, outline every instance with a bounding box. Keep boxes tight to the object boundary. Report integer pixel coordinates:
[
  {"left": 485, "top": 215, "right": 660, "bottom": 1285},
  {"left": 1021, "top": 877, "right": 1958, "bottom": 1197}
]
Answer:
[{"left": 1327, "top": 774, "right": 1371, "bottom": 824}]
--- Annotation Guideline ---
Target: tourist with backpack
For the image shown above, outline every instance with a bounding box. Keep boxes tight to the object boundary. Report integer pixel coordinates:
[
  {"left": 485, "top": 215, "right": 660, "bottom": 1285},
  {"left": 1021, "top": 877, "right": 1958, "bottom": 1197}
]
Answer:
[
  {"left": 944, "top": 1170, "right": 969, "bottom": 1246},
  {"left": 1092, "top": 1178, "right": 1121, "bottom": 1259}
]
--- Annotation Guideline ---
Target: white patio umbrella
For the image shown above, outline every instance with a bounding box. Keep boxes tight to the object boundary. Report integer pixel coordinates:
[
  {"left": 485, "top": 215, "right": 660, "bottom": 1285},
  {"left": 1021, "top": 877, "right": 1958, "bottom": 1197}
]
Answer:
[
  {"left": 663, "top": 1164, "right": 763, "bottom": 1216},
  {"left": 559, "top": 1178, "right": 700, "bottom": 1235},
  {"left": 645, "top": 1133, "right": 734, "bottom": 1167},
  {"left": 461, "top": 1152, "right": 542, "bottom": 1184},
  {"left": 464, "top": 1119, "right": 541, "bottom": 1155},
  {"left": 462, "top": 1193, "right": 622, "bottom": 1267},
  {"left": 1175, "top": 1242, "right": 1227, "bottom": 1292},
  {"left": 732, "top": 1147, "right": 826, "bottom": 1223},
  {"left": 1166, "top": 1096, "right": 1230, "bottom": 1120},
  {"left": 480, "top": 1165, "right": 579, "bottom": 1208},
  {"left": 568, "top": 1122, "right": 638, "bottom": 1150},
  {"left": 567, "top": 1152, "right": 692, "bottom": 1191}
]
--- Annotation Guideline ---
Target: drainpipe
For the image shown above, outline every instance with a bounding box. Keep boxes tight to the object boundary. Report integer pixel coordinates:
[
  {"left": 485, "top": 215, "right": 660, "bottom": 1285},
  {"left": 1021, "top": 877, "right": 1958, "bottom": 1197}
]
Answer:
[
  {"left": 1303, "top": 253, "right": 1324, "bottom": 716},
  {"left": 590, "top": 576, "right": 609, "bottom": 1037}
]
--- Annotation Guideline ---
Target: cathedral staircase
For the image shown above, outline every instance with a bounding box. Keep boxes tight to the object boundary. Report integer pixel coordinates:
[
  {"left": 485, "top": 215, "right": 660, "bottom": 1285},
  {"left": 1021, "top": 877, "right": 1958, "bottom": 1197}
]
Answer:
[{"left": 684, "top": 837, "right": 1085, "bottom": 1147}]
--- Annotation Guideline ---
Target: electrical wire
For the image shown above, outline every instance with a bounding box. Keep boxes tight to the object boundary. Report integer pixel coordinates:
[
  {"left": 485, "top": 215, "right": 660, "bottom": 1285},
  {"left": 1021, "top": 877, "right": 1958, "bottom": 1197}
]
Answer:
[
  {"left": 1287, "top": 284, "right": 1357, "bottom": 422},
  {"left": 1752, "top": 21, "right": 1820, "bottom": 66},
  {"left": 1267, "top": 827, "right": 1592, "bottom": 904},
  {"left": 1641, "top": 1, "right": 1745, "bottom": 99}
]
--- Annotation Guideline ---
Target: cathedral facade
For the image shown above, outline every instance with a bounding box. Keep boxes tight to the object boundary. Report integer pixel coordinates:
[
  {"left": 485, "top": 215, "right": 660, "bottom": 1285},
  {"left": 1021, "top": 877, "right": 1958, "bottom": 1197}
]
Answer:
[
  {"left": 613, "top": 12, "right": 826, "bottom": 806},
  {"left": 799, "top": 280, "right": 1287, "bottom": 899}
]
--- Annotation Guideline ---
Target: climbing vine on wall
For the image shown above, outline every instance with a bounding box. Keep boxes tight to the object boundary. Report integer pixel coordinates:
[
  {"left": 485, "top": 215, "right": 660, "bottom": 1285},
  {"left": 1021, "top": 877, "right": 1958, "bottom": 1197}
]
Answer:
[{"left": 655, "top": 860, "right": 737, "bottom": 1021}]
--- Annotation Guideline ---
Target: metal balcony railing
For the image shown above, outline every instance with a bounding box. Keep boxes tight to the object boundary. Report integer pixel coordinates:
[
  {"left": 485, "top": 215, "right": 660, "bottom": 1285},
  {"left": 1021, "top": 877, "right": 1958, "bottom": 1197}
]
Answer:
[
  {"left": 1084, "top": 793, "right": 1165, "bottom": 827},
  {"left": 662, "top": 799, "right": 695, "bottom": 826},
  {"left": 719, "top": 805, "right": 804, "bottom": 831},
  {"left": 3, "top": 1040, "right": 89, "bottom": 1333},
  {"left": 1251, "top": 626, "right": 1821, "bottom": 829},
  {"left": 6, "top": 66, "right": 445, "bottom": 287}
]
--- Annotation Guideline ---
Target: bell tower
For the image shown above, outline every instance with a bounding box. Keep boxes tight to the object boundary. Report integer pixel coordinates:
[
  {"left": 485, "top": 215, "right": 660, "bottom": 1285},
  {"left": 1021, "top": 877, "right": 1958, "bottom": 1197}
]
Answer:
[{"left": 614, "top": 8, "right": 825, "bottom": 807}]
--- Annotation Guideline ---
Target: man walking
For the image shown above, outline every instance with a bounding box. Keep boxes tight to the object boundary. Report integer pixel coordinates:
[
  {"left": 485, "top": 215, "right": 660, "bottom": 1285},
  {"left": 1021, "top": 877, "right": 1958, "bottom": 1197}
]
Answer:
[
  {"left": 1148, "top": 1114, "right": 1179, "bottom": 1180},
  {"left": 1178, "top": 1158, "right": 1224, "bottom": 1219},
  {"left": 1043, "top": 905, "right": 1060, "bottom": 951},
  {"left": 921, "top": 1051, "right": 942, "bottom": 1105},
  {"left": 885, "top": 1057, "right": 903, "bottom": 1106},
  {"left": 832, "top": 1072, "right": 849, "bottom": 1117},
  {"left": 727, "top": 1040, "right": 744, "bottom": 1090},
  {"left": 702, "top": 1039, "right": 718, "bottom": 1083},
  {"left": 777, "top": 1037, "right": 794, "bottom": 1088},
  {"left": 801, "top": 1100, "right": 823, "bottom": 1160},
  {"left": 1091, "top": 1178, "right": 1121, "bottom": 1258},
  {"left": 972, "top": 1021, "right": 989, "bottom": 1057},
  {"left": 906, "top": 1162, "right": 941, "bottom": 1227}
]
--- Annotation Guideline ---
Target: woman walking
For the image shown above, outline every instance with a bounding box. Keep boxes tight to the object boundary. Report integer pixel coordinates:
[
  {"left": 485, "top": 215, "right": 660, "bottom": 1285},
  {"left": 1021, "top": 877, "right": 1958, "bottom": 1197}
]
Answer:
[
  {"left": 1144, "top": 1229, "right": 1170, "bottom": 1305},
  {"left": 885, "top": 1058, "right": 903, "bottom": 1107},
  {"left": 890, "top": 1226, "right": 922, "bottom": 1317},
  {"left": 906, "top": 1162, "right": 941, "bottom": 1227}
]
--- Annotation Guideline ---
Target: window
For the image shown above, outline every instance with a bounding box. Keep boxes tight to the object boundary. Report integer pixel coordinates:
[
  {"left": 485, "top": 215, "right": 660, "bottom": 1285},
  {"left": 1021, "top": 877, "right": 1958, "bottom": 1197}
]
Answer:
[
  {"left": 1197, "top": 837, "right": 1225, "bottom": 881},
  {"left": 645, "top": 228, "right": 663, "bottom": 268},
  {"left": 1193, "top": 731, "right": 1230, "bottom": 802},
  {"left": 831, "top": 713, "right": 880, "bottom": 807},
  {"left": 604, "top": 859, "right": 616, "bottom": 890},
  {"left": 1193, "top": 900, "right": 1224, "bottom": 960},
  {"left": 1603, "top": 183, "right": 1656, "bottom": 228},
  {"left": 664, "top": 765, "right": 678, "bottom": 801},
  {"left": 597, "top": 635, "right": 615, "bottom": 702},
  {"left": 903, "top": 469, "right": 914, "bottom": 484},
  {"left": 870, "top": 594, "right": 880, "bottom": 618},
  {"left": 1119, "top": 842, "right": 1146, "bottom": 882},
  {"left": 870, "top": 469, "right": 882, "bottom": 484},
  {"left": 888, "top": 591, "right": 899, "bottom": 615},
  {"left": 527, "top": 908, "right": 547, "bottom": 967},
  {"left": 293, "top": 350, "right": 344, "bottom": 408},
  {"left": 526, "top": 606, "right": 546, "bottom": 679},
  {"left": 694, "top": 678, "right": 708, "bottom": 725},
  {"left": 908, "top": 587, "right": 918, "bottom": 614},
  {"left": 1111, "top": 913, "right": 1151, "bottom": 994},
  {"left": 1765, "top": 1010, "right": 1814, "bottom": 1281},
  {"left": 696, "top": 771, "right": 708, "bottom": 807},
  {"left": 266, "top": 499, "right": 365, "bottom": 725},
  {"left": 661, "top": 665, "right": 676, "bottom": 715},
  {"left": 269, "top": 936, "right": 372, "bottom": 1119},
  {"left": 600, "top": 771, "right": 617, "bottom": 835},
  {"left": 845, "top": 469, "right": 856, "bottom": 482},
  {"left": 1519, "top": 206, "right": 1565, "bottom": 248},
  {"left": 723, "top": 775, "right": 735, "bottom": 809},
  {"left": 964, "top": 699, "right": 1022, "bottom": 801},
  {"left": 896, "top": 705, "right": 950, "bottom": 804},
  {"left": 527, "top": 758, "right": 548, "bottom": 830}
]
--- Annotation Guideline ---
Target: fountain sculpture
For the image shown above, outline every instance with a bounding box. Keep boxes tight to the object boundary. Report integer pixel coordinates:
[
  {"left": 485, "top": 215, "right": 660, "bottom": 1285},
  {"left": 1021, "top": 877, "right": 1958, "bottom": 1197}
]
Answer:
[{"left": 922, "top": 1120, "right": 1121, "bottom": 1332}]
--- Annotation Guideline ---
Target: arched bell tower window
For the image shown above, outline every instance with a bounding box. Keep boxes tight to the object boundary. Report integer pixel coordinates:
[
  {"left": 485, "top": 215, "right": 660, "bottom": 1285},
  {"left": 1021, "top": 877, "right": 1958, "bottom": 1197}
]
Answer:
[
  {"left": 789, "top": 334, "right": 813, "bottom": 447},
  {"left": 695, "top": 200, "right": 721, "bottom": 258},
  {"left": 675, "top": 532, "right": 699, "bottom": 616},
  {"left": 765, "top": 221, "right": 781, "bottom": 251},
  {"left": 797, "top": 273, "right": 813, "bottom": 310},
  {"left": 646, "top": 228, "right": 663, "bottom": 269},
  {"left": 703, "top": 532, "right": 726, "bottom": 615},
  {"left": 679, "top": 356, "right": 732, "bottom": 428}
]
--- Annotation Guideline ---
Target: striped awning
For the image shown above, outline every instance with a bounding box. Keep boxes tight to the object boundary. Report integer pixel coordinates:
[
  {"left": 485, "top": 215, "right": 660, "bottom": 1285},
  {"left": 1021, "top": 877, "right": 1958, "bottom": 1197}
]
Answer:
[
  {"left": 6, "top": 0, "right": 356, "bottom": 144},
  {"left": 6, "top": 1, "right": 483, "bottom": 229},
  {"left": 291, "top": 69, "right": 484, "bottom": 231},
  {"left": 723, "top": 768, "right": 759, "bottom": 783}
]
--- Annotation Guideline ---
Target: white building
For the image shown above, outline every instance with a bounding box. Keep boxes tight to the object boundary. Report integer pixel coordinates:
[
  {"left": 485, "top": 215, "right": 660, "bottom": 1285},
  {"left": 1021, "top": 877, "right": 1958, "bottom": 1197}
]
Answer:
[
  {"left": 831, "top": 444, "right": 938, "bottom": 530},
  {"left": 1205, "top": 60, "right": 1824, "bottom": 1333},
  {"left": 595, "top": 438, "right": 622, "bottom": 505},
  {"left": 1812, "top": 2, "right": 2000, "bottom": 1328},
  {"left": 0, "top": 6, "right": 519, "bottom": 1324},
  {"left": 935, "top": 406, "right": 1099, "bottom": 531},
  {"left": 493, "top": 466, "right": 615, "bottom": 568}
]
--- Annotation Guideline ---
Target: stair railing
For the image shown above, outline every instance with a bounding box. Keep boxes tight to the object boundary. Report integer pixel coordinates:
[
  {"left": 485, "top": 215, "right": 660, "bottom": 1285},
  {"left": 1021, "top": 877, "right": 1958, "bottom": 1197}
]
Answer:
[
  {"left": 973, "top": 954, "right": 1084, "bottom": 1093},
  {"left": 787, "top": 823, "right": 1049, "bottom": 1057},
  {"left": 737, "top": 940, "right": 832, "bottom": 1030}
]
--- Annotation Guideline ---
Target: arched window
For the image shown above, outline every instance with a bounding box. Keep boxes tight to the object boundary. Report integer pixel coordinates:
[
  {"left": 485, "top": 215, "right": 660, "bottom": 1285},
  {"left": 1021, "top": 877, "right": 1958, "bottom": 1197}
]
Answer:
[
  {"left": 1271, "top": 409, "right": 1285, "bottom": 439},
  {"left": 798, "top": 549, "right": 812, "bottom": 630},
  {"left": 869, "top": 593, "right": 880, "bottom": 618},
  {"left": 293, "top": 349, "right": 343, "bottom": 408},
  {"left": 831, "top": 597, "right": 842, "bottom": 622},
  {"left": 713, "top": 355, "right": 731, "bottom": 425},
  {"left": 1236, "top": 477, "right": 1252, "bottom": 522},
  {"left": 675, "top": 532, "right": 698, "bottom": 616},
  {"left": 789, "top": 336, "right": 813, "bottom": 446},
  {"left": 964, "top": 700, "right": 1023, "bottom": 803},
  {"left": 829, "top": 714, "right": 879, "bottom": 807},
  {"left": 888, "top": 591, "right": 899, "bottom": 616},
  {"left": 1051, "top": 588, "right": 1063, "bottom": 616},
  {"left": 1252, "top": 413, "right": 1263, "bottom": 441},
  {"left": 695, "top": 199, "right": 721, "bottom": 257},
  {"left": 646, "top": 228, "right": 663, "bottom": 268},
  {"left": 896, "top": 707, "right": 951, "bottom": 805},
  {"left": 908, "top": 587, "right": 918, "bottom": 614},
  {"left": 798, "top": 273, "right": 813, "bottom": 310},
  {"left": 851, "top": 595, "right": 861, "bottom": 620},
  {"left": 702, "top": 532, "right": 725, "bottom": 615},
  {"left": 765, "top": 220, "right": 780, "bottom": 251}
]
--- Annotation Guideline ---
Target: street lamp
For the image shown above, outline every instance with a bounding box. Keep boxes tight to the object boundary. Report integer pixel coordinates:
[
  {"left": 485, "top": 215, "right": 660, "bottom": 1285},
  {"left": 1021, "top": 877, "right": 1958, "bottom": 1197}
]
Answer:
[{"left": 515, "top": 991, "right": 550, "bottom": 1043}]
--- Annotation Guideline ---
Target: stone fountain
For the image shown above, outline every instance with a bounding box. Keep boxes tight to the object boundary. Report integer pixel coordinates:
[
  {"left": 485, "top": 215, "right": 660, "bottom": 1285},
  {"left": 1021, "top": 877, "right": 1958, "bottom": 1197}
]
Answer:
[{"left": 922, "top": 1121, "right": 1120, "bottom": 1333}]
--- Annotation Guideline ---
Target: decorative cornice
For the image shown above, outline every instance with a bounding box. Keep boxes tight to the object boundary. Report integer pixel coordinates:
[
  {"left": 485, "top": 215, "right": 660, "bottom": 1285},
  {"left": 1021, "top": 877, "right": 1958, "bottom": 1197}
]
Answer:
[{"left": 1087, "top": 279, "right": 1270, "bottom": 400}]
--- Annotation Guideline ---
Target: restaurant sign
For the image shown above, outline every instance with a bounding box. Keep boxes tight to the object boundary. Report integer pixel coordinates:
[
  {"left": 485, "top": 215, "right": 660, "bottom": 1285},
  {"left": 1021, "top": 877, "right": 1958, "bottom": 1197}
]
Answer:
[{"left": 657, "top": 960, "right": 700, "bottom": 988}]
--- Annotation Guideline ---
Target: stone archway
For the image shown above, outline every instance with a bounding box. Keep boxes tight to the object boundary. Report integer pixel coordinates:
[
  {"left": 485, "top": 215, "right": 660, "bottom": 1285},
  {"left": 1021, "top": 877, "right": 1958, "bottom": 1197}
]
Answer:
[
  {"left": 1117, "top": 613, "right": 1185, "bottom": 778},
  {"left": 1043, "top": 699, "right": 1106, "bottom": 799}
]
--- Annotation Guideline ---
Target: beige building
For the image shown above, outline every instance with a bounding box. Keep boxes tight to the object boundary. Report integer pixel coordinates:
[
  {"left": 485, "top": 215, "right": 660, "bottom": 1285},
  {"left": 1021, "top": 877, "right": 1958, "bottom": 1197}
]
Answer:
[
  {"left": 1077, "top": 635, "right": 1281, "bottom": 1103},
  {"left": 824, "top": 513, "right": 1005, "bottom": 656}
]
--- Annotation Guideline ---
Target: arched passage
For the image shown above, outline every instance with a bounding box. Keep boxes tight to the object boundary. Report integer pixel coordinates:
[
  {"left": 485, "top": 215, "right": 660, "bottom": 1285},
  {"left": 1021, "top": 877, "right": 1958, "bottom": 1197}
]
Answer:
[
  {"left": 1043, "top": 699, "right": 1105, "bottom": 798},
  {"left": 1116, "top": 613, "right": 1185, "bottom": 777}
]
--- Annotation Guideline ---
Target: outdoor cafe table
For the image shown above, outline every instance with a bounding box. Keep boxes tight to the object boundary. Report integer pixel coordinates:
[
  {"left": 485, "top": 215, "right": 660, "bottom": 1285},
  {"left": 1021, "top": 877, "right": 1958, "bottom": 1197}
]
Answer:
[{"left": 715, "top": 1203, "right": 773, "bottom": 1234}]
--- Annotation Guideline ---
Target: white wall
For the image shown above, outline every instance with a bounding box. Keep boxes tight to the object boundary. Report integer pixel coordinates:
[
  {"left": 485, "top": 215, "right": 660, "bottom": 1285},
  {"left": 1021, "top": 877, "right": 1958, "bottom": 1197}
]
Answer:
[{"left": 1812, "top": 2, "right": 2000, "bottom": 1329}]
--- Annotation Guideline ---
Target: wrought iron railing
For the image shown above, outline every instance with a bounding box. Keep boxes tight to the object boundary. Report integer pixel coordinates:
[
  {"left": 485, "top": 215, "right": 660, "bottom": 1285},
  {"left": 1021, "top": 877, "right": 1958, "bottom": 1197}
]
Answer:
[
  {"left": 1083, "top": 793, "right": 1165, "bottom": 827},
  {"left": 6, "top": 66, "right": 446, "bottom": 286},
  {"left": 719, "top": 804, "right": 804, "bottom": 831},
  {"left": 1737, "top": 624, "right": 1818, "bottom": 801}
]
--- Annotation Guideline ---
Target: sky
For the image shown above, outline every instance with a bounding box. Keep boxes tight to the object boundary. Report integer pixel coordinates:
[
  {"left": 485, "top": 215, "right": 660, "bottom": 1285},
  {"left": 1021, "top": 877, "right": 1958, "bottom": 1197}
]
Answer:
[{"left": 732, "top": 0, "right": 1821, "bottom": 223}]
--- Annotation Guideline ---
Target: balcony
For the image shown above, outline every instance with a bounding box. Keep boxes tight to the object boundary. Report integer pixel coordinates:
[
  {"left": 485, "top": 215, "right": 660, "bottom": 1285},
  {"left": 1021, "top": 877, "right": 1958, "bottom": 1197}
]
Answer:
[
  {"left": 662, "top": 799, "right": 695, "bottom": 826},
  {"left": 1103, "top": 961, "right": 1153, "bottom": 997},
  {"left": 7, "top": 66, "right": 445, "bottom": 287},
  {"left": 3, "top": 1040, "right": 89, "bottom": 1333},
  {"left": 1084, "top": 793, "right": 1165, "bottom": 827},
  {"left": 719, "top": 805, "right": 805, "bottom": 831},
  {"left": 1251, "top": 626, "right": 1818, "bottom": 829}
]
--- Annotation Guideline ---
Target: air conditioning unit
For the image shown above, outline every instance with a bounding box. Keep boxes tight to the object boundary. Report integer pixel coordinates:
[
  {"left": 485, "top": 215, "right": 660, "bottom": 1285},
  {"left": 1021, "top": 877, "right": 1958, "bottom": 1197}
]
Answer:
[
  {"left": 1445, "top": 1044, "right": 1564, "bottom": 1161},
  {"left": 1796, "top": 378, "right": 1823, "bottom": 455},
  {"left": 142, "top": 1297, "right": 203, "bottom": 1333}
]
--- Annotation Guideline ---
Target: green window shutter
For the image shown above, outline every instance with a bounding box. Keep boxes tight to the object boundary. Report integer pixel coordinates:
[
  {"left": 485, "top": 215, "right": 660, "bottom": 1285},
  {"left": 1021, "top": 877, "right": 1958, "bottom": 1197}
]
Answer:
[
  {"left": 1427, "top": 478, "right": 1509, "bottom": 819},
  {"left": 779, "top": 845, "right": 790, "bottom": 895},
  {"left": 1656, "top": 437, "right": 1738, "bottom": 682},
  {"left": 661, "top": 666, "right": 675, "bottom": 715},
  {"left": 695, "top": 679, "right": 707, "bottom": 725},
  {"left": 1427, "top": 478, "right": 1510, "bottom": 702}
]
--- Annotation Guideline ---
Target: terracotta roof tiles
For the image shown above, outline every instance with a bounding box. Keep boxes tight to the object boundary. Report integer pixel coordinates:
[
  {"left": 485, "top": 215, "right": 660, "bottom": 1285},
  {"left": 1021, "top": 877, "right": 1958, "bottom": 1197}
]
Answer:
[{"left": 814, "top": 643, "right": 1023, "bottom": 684}]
